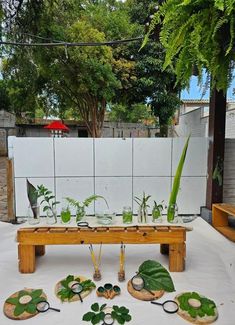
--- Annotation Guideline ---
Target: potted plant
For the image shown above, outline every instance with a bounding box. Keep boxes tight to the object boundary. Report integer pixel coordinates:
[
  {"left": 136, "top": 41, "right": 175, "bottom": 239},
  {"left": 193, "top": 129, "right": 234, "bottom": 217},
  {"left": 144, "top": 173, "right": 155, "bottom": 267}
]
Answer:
[
  {"left": 65, "top": 195, "right": 108, "bottom": 222},
  {"left": 37, "top": 185, "right": 60, "bottom": 224},
  {"left": 134, "top": 192, "right": 151, "bottom": 223},
  {"left": 152, "top": 201, "right": 164, "bottom": 223},
  {"left": 60, "top": 205, "right": 72, "bottom": 224}
]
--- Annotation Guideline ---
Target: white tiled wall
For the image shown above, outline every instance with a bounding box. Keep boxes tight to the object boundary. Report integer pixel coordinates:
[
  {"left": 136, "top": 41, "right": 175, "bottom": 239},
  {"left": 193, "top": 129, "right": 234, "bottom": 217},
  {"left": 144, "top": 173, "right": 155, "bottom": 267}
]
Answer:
[
  {"left": 12, "top": 137, "right": 208, "bottom": 216},
  {"left": 15, "top": 177, "right": 55, "bottom": 217}
]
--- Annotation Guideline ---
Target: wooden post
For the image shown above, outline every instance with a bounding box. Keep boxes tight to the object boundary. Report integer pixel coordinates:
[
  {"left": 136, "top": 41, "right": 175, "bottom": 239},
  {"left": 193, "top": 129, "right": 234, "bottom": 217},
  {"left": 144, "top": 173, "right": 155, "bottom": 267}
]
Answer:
[
  {"left": 18, "top": 245, "right": 35, "bottom": 273},
  {"left": 35, "top": 245, "right": 46, "bottom": 256},
  {"left": 7, "top": 159, "right": 15, "bottom": 222},
  {"left": 169, "top": 243, "right": 185, "bottom": 272},
  {"left": 206, "top": 88, "right": 226, "bottom": 209}
]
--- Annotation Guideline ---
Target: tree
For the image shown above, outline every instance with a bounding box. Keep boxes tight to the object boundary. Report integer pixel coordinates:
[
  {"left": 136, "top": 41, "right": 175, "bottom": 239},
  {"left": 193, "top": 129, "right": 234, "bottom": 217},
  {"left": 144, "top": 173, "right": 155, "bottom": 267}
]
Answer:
[
  {"left": 145, "top": 0, "right": 235, "bottom": 206},
  {"left": 109, "top": 103, "right": 153, "bottom": 123},
  {"left": 116, "top": 0, "right": 182, "bottom": 136}
]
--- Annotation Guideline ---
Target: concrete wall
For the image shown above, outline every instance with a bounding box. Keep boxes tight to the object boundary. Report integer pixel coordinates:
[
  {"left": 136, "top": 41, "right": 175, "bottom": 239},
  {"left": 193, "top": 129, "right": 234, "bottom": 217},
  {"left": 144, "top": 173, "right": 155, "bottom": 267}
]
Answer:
[
  {"left": 174, "top": 106, "right": 235, "bottom": 138},
  {"left": 223, "top": 139, "right": 235, "bottom": 204},
  {"left": 0, "top": 111, "right": 16, "bottom": 156}
]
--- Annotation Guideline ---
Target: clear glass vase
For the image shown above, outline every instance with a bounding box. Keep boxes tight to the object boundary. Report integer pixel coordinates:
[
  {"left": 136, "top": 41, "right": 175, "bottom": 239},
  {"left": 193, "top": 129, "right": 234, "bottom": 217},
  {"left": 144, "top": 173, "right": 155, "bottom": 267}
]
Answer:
[
  {"left": 46, "top": 208, "right": 57, "bottom": 225},
  {"left": 167, "top": 203, "right": 178, "bottom": 223},
  {"left": 122, "top": 206, "right": 133, "bottom": 224},
  {"left": 28, "top": 204, "right": 40, "bottom": 225},
  {"left": 60, "top": 207, "right": 71, "bottom": 224},
  {"left": 76, "top": 206, "right": 86, "bottom": 222},
  {"left": 138, "top": 206, "right": 148, "bottom": 223},
  {"left": 152, "top": 206, "right": 163, "bottom": 223}
]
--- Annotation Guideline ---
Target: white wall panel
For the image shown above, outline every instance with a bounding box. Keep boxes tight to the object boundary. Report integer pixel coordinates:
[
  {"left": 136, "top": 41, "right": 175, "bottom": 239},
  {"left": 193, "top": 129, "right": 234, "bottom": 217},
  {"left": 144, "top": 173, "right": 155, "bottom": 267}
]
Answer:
[
  {"left": 133, "top": 177, "right": 171, "bottom": 214},
  {"left": 55, "top": 138, "right": 94, "bottom": 177},
  {"left": 172, "top": 137, "right": 208, "bottom": 176},
  {"left": 95, "top": 138, "right": 132, "bottom": 176},
  {"left": 56, "top": 177, "right": 94, "bottom": 215},
  {"left": 175, "top": 177, "right": 207, "bottom": 214},
  {"left": 95, "top": 177, "right": 132, "bottom": 214},
  {"left": 133, "top": 138, "right": 172, "bottom": 176},
  {"left": 14, "top": 138, "right": 54, "bottom": 177},
  {"left": 15, "top": 177, "right": 55, "bottom": 217}
]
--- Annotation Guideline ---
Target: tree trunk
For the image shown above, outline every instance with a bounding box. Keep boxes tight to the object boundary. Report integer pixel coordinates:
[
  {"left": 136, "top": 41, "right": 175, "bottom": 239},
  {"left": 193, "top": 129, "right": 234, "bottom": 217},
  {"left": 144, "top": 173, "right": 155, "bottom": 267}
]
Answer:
[
  {"left": 159, "top": 123, "right": 168, "bottom": 137},
  {"left": 206, "top": 87, "right": 226, "bottom": 209}
]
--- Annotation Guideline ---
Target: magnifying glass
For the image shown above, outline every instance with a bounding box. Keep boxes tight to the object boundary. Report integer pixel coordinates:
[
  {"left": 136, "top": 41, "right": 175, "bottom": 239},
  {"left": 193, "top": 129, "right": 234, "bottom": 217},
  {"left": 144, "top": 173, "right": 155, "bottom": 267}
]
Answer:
[
  {"left": 131, "top": 275, "right": 155, "bottom": 296},
  {"left": 70, "top": 282, "right": 83, "bottom": 302},
  {"left": 102, "top": 313, "right": 114, "bottom": 325},
  {"left": 36, "top": 300, "right": 60, "bottom": 313},
  {"left": 151, "top": 300, "right": 179, "bottom": 314}
]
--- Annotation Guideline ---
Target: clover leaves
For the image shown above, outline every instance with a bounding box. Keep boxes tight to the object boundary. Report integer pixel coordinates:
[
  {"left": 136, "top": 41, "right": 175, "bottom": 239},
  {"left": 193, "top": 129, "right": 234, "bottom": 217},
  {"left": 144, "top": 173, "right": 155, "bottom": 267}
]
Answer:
[
  {"left": 6, "top": 289, "right": 43, "bottom": 316},
  {"left": 83, "top": 303, "right": 132, "bottom": 325}
]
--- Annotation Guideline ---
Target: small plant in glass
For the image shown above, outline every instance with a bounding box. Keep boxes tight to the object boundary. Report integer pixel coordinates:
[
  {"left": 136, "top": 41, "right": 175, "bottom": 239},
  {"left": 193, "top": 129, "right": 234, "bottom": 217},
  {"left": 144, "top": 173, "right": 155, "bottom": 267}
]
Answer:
[
  {"left": 152, "top": 201, "right": 164, "bottom": 223},
  {"left": 122, "top": 206, "right": 133, "bottom": 224},
  {"left": 134, "top": 192, "right": 151, "bottom": 223},
  {"left": 37, "top": 185, "right": 60, "bottom": 224},
  {"left": 60, "top": 206, "right": 72, "bottom": 224},
  {"left": 66, "top": 195, "right": 108, "bottom": 223}
]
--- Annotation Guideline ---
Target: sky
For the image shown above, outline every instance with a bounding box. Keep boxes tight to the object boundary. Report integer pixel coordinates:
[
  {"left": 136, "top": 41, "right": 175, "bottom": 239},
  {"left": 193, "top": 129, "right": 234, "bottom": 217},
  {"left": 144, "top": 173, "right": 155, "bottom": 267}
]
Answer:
[{"left": 181, "top": 75, "right": 235, "bottom": 100}]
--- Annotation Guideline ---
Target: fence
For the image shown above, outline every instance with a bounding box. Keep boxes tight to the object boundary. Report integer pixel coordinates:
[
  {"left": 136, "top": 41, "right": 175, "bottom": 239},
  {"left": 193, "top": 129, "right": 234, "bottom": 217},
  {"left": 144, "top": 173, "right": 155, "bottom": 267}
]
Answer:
[{"left": 9, "top": 137, "right": 208, "bottom": 217}]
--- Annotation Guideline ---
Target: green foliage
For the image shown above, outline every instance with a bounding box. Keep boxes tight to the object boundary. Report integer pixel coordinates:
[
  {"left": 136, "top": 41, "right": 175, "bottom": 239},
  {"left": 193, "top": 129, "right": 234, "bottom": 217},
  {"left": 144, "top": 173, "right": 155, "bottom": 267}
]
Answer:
[
  {"left": 134, "top": 192, "right": 151, "bottom": 223},
  {"left": 109, "top": 103, "right": 153, "bottom": 123},
  {"left": 178, "top": 292, "right": 216, "bottom": 318},
  {"left": 37, "top": 184, "right": 60, "bottom": 213},
  {"left": 138, "top": 260, "right": 175, "bottom": 292},
  {"left": 57, "top": 275, "right": 96, "bottom": 302},
  {"left": 167, "top": 135, "right": 190, "bottom": 222},
  {"left": 83, "top": 303, "right": 131, "bottom": 325},
  {"left": 66, "top": 195, "right": 108, "bottom": 209},
  {"left": 6, "top": 289, "right": 44, "bottom": 316},
  {"left": 144, "top": 0, "right": 235, "bottom": 92}
]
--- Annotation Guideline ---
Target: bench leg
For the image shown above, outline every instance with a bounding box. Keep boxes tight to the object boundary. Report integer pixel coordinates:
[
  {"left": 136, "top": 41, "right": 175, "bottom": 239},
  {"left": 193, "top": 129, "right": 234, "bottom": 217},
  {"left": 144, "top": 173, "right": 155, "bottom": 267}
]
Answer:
[
  {"left": 160, "top": 244, "right": 169, "bottom": 255},
  {"left": 18, "top": 244, "right": 35, "bottom": 273},
  {"left": 35, "top": 245, "right": 46, "bottom": 256},
  {"left": 169, "top": 243, "right": 185, "bottom": 272}
]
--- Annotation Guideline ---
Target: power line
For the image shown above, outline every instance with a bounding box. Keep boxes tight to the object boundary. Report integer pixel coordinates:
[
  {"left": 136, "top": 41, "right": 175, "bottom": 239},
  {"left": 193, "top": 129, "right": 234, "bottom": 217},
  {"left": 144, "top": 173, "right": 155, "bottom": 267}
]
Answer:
[{"left": 0, "top": 36, "right": 143, "bottom": 47}]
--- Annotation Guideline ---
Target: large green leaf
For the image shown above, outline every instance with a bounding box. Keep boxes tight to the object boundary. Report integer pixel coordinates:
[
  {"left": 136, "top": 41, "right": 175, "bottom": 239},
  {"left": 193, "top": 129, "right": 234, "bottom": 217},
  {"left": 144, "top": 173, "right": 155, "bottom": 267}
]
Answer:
[
  {"left": 167, "top": 135, "right": 190, "bottom": 221},
  {"left": 27, "top": 179, "right": 38, "bottom": 206},
  {"left": 138, "top": 260, "right": 175, "bottom": 292}
]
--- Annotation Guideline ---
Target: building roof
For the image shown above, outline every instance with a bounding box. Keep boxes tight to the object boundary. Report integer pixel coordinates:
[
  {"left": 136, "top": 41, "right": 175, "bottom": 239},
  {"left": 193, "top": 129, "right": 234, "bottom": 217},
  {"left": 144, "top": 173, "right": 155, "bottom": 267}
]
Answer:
[{"left": 43, "top": 120, "right": 69, "bottom": 131}]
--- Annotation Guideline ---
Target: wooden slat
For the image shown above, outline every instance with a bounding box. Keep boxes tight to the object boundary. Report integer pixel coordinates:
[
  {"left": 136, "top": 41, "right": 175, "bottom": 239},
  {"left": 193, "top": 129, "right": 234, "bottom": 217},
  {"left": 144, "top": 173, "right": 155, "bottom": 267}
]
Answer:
[
  {"left": 138, "top": 226, "right": 155, "bottom": 232},
  {"left": 213, "top": 203, "right": 235, "bottom": 216},
  {"left": 214, "top": 226, "right": 235, "bottom": 242},
  {"left": 126, "top": 227, "right": 137, "bottom": 232},
  {"left": 7, "top": 159, "right": 14, "bottom": 221},
  {"left": 109, "top": 227, "right": 126, "bottom": 232},
  {"left": 67, "top": 228, "right": 79, "bottom": 232},
  {"left": 37, "top": 228, "right": 49, "bottom": 233},
  {"left": 155, "top": 226, "right": 169, "bottom": 232},
  {"left": 96, "top": 227, "right": 108, "bottom": 232},
  {"left": 49, "top": 227, "right": 67, "bottom": 233}
]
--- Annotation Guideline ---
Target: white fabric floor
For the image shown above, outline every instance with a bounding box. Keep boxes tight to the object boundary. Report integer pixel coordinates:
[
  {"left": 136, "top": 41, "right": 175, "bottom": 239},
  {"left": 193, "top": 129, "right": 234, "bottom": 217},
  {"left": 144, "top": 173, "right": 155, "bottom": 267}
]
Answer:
[{"left": 0, "top": 218, "right": 235, "bottom": 325}]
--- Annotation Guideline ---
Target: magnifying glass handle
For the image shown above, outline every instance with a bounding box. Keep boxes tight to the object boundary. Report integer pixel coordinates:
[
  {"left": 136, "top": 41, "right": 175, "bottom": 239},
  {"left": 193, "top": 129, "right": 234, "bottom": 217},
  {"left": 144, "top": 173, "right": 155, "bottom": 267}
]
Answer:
[
  {"left": 79, "top": 293, "right": 83, "bottom": 303},
  {"left": 151, "top": 301, "right": 163, "bottom": 306},
  {"left": 49, "top": 307, "right": 61, "bottom": 312}
]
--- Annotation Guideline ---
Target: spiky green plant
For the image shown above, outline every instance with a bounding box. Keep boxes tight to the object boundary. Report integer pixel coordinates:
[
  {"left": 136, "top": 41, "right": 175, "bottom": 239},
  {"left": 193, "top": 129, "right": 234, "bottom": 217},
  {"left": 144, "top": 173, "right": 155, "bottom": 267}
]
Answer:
[
  {"left": 167, "top": 136, "right": 190, "bottom": 222},
  {"left": 134, "top": 192, "right": 151, "bottom": 223}
]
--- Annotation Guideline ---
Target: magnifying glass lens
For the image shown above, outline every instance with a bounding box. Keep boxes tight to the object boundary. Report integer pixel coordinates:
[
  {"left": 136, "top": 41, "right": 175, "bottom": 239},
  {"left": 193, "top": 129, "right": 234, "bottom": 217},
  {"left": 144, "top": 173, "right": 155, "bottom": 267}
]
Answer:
[
  {"left": 36, "top": 301, "right": 49, "bottom": 312},
  {"left": 131, "top": 275, "right": 144, "bottom": 291},
  {"left": 71, "top": 283, "right": 83, "bottom": 294},
  {"left": 103, "top": 313, "right": 114, "bottom": 325},
  {"left": 163, "top": 301, "right": 178, "bottom": 313}
]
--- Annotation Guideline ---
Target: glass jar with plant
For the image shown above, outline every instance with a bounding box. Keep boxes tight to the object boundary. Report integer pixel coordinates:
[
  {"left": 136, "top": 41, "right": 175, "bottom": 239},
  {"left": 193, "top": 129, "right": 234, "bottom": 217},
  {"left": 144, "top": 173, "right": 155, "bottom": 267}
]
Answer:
[
  {"left": 134, "top": 192, "right": 151, "bottom": 223},
  {"left": 60, "top": 206, "right": 72, "bottom": 224},
  {"left": 26, "top": 179, "right": 40, "bottom": 224},
  {"left": 152, "top": 201, "right": 164, "bottom": 223},
  {"left": 122, "top": 206, "right": 133, "bottom": 224},
  {"left": 37, "top": 185, "right": 60, "bottom": 224},
  {"left": 65, "top": 195, "right": 108, "bottom": 223}
]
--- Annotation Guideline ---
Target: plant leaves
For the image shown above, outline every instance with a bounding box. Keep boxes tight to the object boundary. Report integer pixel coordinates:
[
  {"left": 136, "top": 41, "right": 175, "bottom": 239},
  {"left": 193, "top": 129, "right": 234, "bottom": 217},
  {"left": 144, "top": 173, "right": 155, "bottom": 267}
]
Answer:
[
  {"left": 18, "top": 290, "right": 30, "bottom": 298},
  {"left": 167, "top": 135, "right": 190, "bottom": 221},
  {"left": 27, "top": 179, "right": 38, "bottom": 207},
  {"left": 82, "top": 312, "right": 96, "bottom": 321},
  {"left": 6, "top": 297, "right": 19, "bottom": 305},
  {"left": 25, "top": 303, "right": 37, "bottom": 314},
  {"left": 91, "top": 303, "right": 99, "bottom": 312},
  {"left": 30, "top": 289, "right": 42, "bottom": 299},
  {"left": 91, "top": 313, "right": 102, "bottom": 325},
  {"left": 100, "top": 303, "right": 107, "bottom": 311},
  {"left": 138, "top": 260, "right": 175, "bottom": 292},
  {"left": 14, "top": 304, "right": 25, "bottom": 316}
]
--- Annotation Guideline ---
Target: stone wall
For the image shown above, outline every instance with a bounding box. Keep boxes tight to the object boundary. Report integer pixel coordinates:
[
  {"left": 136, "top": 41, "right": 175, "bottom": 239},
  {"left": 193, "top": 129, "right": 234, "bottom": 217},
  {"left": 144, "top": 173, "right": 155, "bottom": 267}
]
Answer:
[
  {"left": 0, "top": 157, "right": 8, "bottom": 221},
  {"left": 0, "top": 110, "right": 16, "bottom": 156}
]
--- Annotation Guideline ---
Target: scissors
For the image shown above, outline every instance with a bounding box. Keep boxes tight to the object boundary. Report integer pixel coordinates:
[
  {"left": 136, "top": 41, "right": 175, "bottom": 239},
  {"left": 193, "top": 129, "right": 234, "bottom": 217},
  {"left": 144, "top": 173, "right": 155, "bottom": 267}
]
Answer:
[{"left": 77, "top": 221, "right": 92, "bottom": 229}]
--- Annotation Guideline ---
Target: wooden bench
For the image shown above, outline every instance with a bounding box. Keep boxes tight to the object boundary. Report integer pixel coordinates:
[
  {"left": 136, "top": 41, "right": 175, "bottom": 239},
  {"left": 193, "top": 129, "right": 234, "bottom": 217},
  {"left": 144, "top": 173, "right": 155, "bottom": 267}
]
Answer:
[
  {"left": 212, "top": 203, "right": 235, "bottom": 242},
  {"left": 17, "top": 225, "right": 186, "bottom": 273}
]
